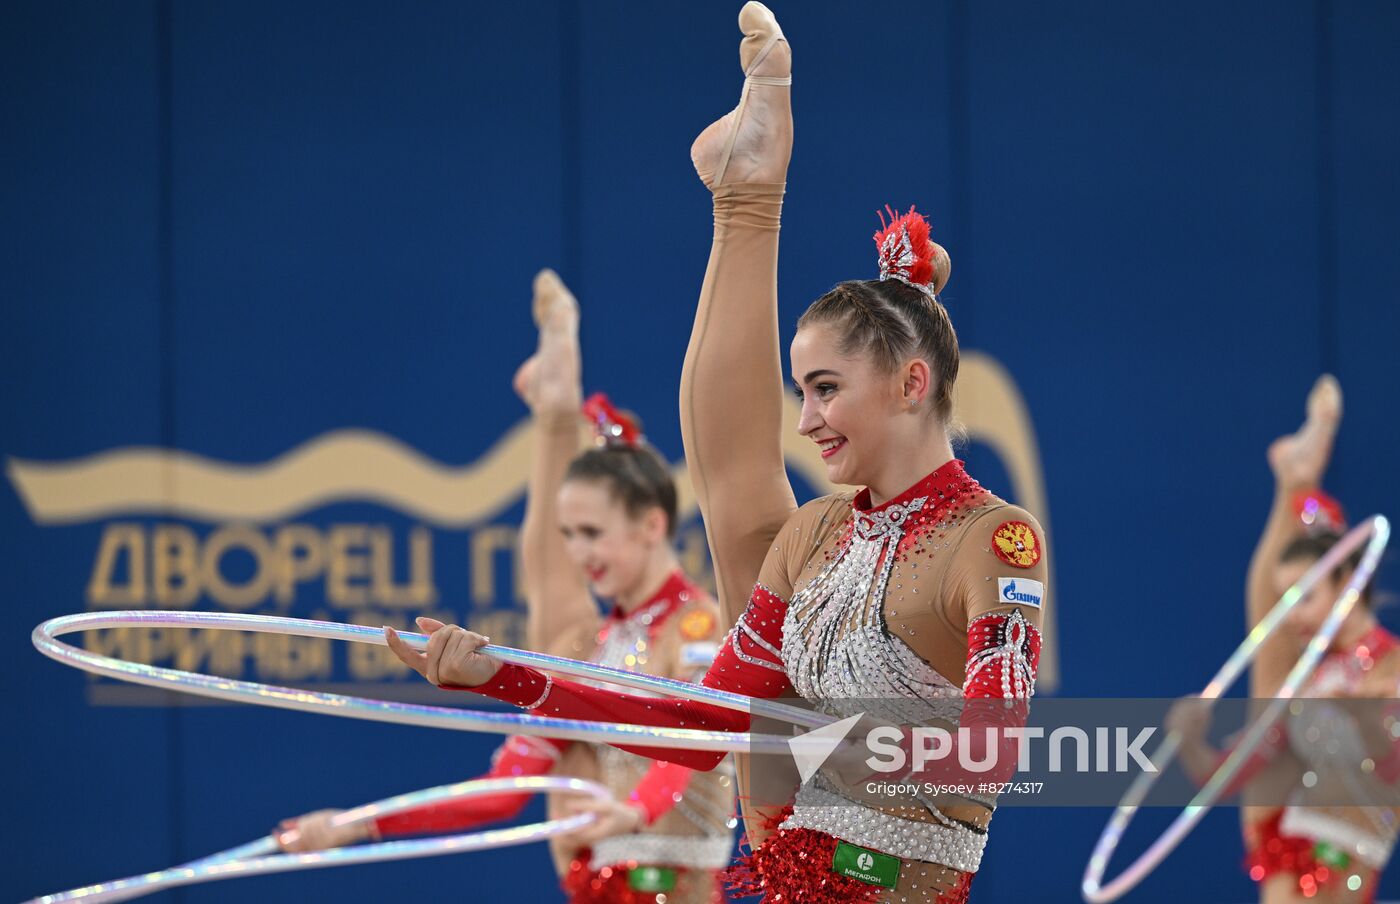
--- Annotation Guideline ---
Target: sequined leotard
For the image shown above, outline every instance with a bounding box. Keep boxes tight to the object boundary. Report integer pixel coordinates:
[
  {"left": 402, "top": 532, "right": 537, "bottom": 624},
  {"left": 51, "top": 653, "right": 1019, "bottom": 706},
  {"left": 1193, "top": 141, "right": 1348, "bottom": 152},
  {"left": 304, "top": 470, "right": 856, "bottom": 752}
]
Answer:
[{"left": 1237, "top": 623, "right": 1400, "bottom": 903}]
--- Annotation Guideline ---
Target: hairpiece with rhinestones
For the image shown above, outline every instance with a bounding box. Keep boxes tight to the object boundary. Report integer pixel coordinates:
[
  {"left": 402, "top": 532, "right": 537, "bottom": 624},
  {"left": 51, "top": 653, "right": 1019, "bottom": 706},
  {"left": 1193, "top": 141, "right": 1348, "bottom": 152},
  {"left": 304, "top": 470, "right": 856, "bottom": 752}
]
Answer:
[
  {"left": 1292, "top": 489, "right": 1347, "bottom": 535},
  {"left": 582, "top": 392, "right": 643, "bottom": 448},
  {"left": 873, "top": 205, "right": 940, "bottom": 300}
]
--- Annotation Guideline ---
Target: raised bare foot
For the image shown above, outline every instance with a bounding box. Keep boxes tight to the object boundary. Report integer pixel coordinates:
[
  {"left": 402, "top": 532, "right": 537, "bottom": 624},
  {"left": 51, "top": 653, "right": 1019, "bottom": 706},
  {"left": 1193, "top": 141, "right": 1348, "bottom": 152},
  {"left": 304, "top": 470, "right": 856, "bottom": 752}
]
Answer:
[
  {"left": 690, "top": 2, "right": 793, "bottom": 188},
  {"left": 531, "top": 268, "right": 579, "bottom": 335},
  {"left": 1268, "top": 374, "right": 1342, "bottom": 488},
  {"left": 514, "top": 269, "right": 581, "bottom": 414}
]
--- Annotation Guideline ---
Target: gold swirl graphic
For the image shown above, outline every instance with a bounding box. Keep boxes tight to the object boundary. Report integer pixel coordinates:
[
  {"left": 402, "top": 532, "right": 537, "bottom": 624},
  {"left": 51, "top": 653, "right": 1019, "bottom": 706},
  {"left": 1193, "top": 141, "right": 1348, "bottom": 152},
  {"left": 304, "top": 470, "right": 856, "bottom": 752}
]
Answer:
[
  {"left": 7, "top": 427, "right": 540, "bottom": 527},
  {"left": 6, "top": 412, "right": 834, "bottom": 528}
]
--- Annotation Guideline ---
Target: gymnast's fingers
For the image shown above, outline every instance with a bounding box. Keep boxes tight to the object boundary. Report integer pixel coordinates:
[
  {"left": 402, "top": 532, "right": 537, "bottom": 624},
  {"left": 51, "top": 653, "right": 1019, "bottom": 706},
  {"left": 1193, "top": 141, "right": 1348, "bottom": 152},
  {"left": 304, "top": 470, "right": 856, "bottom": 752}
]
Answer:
[
  {"left": 440, "top": 628, "right": 497, "bottom": 687},
  {"left": 441, "top": 628, "right": 470, "bottom": 686},
  {"left": 384, "top": 626, "right": 428, "bottom": 679},
  {"left": 560, "top": 795, "right": 599, "bottom": 817},
  {"left": 442, "top": 626, "right": 486, "bottom": 686},
  {"left": 424, "top": 622, "right": 462, "bottom": 686},
  {"left": 277, "top": 810, "right": 330, "bottom": 852}
]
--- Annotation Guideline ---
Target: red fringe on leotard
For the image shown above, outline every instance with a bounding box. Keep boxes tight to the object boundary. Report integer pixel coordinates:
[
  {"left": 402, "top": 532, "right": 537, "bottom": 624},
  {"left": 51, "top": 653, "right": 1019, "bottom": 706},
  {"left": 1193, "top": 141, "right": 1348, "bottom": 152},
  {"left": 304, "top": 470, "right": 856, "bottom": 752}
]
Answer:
[{"left": 1244, "top": 810, "right": 1376, "bottom": 904}]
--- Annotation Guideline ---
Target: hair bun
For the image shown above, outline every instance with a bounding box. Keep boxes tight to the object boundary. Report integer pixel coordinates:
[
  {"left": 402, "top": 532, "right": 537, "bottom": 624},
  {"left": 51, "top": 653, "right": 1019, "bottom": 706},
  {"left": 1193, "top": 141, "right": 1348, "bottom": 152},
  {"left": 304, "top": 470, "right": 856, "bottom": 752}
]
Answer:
[{"left": 873, "top": 205, "right": 951, "bottom": 298}]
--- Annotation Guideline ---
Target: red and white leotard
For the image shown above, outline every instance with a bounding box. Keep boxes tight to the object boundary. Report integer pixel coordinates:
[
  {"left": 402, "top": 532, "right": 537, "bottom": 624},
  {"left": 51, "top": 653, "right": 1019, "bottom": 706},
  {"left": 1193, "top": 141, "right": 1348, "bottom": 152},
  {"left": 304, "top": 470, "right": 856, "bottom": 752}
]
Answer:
[
  {"left": 469, "top": 460, "right": 1047, "bottom": 903},
  {"left": 1240, "top": 623, "right": 1400, "bottom": 902}
]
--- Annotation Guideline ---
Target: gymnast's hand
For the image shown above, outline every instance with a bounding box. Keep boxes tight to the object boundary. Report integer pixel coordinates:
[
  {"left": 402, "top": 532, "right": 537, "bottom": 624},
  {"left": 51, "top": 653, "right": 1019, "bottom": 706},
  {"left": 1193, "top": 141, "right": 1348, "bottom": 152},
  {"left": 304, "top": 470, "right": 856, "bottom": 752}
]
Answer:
[
  {"left": 385, "top": 617, "right": 502, "bottom": 688},
  {"left": 275, "top": 809, "right": 372, "bottom": 852},
  {"left": 1165, "top": 695, "right": 1213, "bottom": 745},
  {"left": 556, "top": 795, "right": 645, "bottom": 846}
]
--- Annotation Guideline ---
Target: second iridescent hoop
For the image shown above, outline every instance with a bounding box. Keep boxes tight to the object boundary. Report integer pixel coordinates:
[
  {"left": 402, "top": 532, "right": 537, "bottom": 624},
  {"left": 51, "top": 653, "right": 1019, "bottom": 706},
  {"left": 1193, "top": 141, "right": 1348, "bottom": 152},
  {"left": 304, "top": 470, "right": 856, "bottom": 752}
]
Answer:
[
  {"left": 1081, "top": 514, "right": 1391, "bottom": 903},
  {"left": 25, "top": 775, "right": 610, "bottom": 904}
]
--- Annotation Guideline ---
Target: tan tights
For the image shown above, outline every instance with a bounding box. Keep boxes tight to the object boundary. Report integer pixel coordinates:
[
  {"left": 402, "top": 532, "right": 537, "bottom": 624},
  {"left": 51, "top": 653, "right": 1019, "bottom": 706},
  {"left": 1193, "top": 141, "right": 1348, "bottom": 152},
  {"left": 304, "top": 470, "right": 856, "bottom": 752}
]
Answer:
[{"left": 679, "top": 182, "right": 797, "bottom": 626}]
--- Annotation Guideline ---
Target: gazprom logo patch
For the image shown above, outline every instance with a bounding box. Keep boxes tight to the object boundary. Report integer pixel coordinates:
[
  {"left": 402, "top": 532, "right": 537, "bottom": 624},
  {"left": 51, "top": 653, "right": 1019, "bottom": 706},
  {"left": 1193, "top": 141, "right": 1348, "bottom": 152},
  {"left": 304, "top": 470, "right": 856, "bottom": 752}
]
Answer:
[
  {"left": 680, "top": 641, "right": 718, "bottom": 668},
  {"left": 998, "top": 577, "right": 1044, "bottom": 608}
]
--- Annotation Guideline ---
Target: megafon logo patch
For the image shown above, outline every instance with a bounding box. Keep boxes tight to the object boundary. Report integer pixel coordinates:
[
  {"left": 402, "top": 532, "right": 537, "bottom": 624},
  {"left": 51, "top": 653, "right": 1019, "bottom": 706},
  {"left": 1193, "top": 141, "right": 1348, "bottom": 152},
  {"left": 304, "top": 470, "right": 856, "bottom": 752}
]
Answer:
[{"left": 998, "top": 577, "right": 1043, "bottom": 609}]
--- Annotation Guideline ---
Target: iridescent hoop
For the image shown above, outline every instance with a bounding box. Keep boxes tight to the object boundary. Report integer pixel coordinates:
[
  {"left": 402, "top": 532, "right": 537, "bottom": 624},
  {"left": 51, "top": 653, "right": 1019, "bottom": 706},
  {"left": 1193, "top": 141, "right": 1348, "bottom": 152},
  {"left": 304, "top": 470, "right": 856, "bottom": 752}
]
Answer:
[
  {"left": 25, "top": 774, "right": 610, "bottom": 904},
  {"left": 33, "top": 611, "right": 824, "bottom": 754},
  {"left": 1082, "top": 514, "right": 1391, "bottom": 903}
]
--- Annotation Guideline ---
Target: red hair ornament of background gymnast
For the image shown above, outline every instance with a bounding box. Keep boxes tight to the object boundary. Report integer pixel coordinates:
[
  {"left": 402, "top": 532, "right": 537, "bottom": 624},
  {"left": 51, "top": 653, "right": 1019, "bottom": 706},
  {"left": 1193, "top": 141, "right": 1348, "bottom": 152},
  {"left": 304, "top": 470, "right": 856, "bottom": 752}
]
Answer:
[
  {"left": 1293, "top": 488, "right": 1345, "bottom": 536},
  {"left": 583, "top": 393, "right": 643, "bottom": 448}
]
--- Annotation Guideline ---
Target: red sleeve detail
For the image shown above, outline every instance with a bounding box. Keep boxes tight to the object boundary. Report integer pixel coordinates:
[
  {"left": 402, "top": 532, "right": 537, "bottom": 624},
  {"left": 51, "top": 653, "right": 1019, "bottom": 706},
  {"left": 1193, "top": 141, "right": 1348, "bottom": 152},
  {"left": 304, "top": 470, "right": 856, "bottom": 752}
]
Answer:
[
  {"left": 627, "top": 760, "right": 697, "bottom": 825},
  {"left": 373, "top": 735, "right": 568, "bottom": 837},
  {"left": 468, "top": 586, "right": 792, "bottom": 771},
  {"left": 962, "top": 609, "right": 1040, "bottom": 702},
  {"left": 893, "top": 610, "right": 1041, "bottom": 786}
]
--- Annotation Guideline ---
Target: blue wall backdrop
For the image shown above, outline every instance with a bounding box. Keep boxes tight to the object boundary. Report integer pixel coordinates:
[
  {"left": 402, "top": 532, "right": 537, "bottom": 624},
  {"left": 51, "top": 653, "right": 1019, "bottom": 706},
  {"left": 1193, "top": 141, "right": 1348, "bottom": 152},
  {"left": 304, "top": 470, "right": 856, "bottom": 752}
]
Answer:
[{"left": 5, "top": 1, "right": 1400, "bottom": 901}]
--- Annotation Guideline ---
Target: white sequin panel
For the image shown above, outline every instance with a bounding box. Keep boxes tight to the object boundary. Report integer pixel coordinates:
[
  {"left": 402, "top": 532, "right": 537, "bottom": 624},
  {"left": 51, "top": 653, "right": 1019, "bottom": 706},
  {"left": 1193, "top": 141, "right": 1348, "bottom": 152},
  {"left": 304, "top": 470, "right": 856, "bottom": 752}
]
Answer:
[
  {"left": 1279, "top": 806, "right": 1393, "bottom": 869},
  {"left": 781, "top": 785, "right": 987, "bottom": 874},
  {"left": 590, "top": 595, "right": 737, "bottom": 848},
  {"left": 775, "top": 494, "right": 1002, "bottom": 865},
  {"left": 589, "top": 833, "right": 735, "bottom": 872},
  {"left": 592, "top": 743, "right": 737, "bottom": 843},
  {"left": 585, "top": 596, "right": 674, "bottom": 697},
  {"left": 782, "top": 496, "right": 963, "bottom": 725},
  {"left": 1285, "top": 701, "right": 1369, "bottom": 771}
]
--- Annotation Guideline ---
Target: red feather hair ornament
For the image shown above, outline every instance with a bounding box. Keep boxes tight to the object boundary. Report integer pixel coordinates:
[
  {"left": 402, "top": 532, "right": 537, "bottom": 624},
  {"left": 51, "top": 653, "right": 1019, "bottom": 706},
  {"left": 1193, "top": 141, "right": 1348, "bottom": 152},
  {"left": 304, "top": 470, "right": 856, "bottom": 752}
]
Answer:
[
  {"left": 582, "top": 392, "right": 642, "bottom": 448},
  {"left": 873, "top": 204, "right": 940, "bottom": 297}
]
